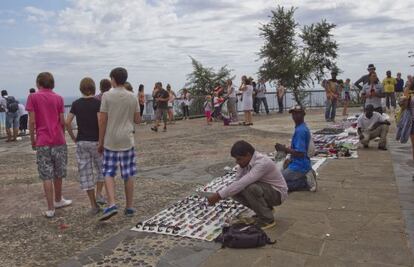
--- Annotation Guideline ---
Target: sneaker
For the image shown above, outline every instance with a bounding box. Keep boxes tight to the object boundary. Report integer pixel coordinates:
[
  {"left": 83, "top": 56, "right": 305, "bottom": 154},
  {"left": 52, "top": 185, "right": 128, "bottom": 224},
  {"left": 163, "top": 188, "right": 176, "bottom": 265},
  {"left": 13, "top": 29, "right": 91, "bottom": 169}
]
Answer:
[
  {"left": 256, "top": 219, "right": 276, "bottom": 230},
  {"left": 42, "top": 210, "right": 55, "bottom": 218},
  {"left": 306, "top": 169, "right": 317, "bottom": 192},
  {"left": 54, "top": 198, "right": 72, "bottom": 209},
  {"left": 378, "top": 146, "right": 387, "bottom": 151},
  {"left": 151, "top": 126, "right": 158, "bottom": 132},
  {"left": 124, "top": 208, "right": 136, "bottom": 217},
  {"left": 96, "top": 195, "right": 107, "bottom": 206},
  {"left": 99, "top": 205, "right": 118, "bottom": 221}
]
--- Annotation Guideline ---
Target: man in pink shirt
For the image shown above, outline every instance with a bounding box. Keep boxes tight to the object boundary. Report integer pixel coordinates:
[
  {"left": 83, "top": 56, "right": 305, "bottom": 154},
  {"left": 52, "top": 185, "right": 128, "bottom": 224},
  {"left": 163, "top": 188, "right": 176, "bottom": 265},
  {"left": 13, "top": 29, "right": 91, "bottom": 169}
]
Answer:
[
  {"left": 26, "top": 72, "right": 72, "bottom": 218},
  {"left": 208, "top": 140, "right": 287, "bottom": 229}
]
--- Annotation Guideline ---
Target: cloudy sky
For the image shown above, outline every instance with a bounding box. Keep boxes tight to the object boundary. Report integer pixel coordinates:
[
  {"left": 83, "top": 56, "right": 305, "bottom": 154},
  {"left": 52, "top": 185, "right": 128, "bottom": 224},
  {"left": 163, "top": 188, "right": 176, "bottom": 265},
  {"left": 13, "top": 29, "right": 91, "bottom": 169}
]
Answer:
[{"left": 0, "top": 0, "right": 413, "bottom": 99}]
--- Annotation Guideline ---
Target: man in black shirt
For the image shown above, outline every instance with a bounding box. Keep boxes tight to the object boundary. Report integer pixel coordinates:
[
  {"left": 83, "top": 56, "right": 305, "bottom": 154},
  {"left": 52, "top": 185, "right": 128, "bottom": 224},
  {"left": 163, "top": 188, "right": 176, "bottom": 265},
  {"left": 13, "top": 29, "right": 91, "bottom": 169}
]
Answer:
[
  {"left": 65, "top": 77, "right": 106, "bottom": 215},
  {"left": 151, "top": 82, "right": 170, "bottom": 132}
]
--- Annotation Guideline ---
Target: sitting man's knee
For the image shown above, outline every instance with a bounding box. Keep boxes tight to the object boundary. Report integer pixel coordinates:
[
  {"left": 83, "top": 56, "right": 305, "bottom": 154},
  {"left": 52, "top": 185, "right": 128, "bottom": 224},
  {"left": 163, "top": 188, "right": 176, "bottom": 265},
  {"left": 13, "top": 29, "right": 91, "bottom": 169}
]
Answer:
[{"left": 244, "top": 183, "right": 263, "bottom": 196}]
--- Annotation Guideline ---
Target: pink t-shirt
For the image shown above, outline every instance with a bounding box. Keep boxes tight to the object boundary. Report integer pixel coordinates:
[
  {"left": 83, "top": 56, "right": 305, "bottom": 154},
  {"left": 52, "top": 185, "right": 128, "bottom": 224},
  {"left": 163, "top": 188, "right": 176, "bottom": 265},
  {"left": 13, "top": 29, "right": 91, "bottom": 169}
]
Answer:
[{"left": 26, "top": 89, "right": 66, "bottom": 147}]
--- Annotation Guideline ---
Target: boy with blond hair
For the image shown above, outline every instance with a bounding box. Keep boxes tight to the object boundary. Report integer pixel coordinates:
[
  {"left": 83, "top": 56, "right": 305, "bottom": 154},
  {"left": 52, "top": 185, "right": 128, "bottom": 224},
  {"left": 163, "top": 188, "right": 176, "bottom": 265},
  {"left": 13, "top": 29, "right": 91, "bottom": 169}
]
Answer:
[{"left": 66, "top": 77, "right": 106, "bottom": 215}]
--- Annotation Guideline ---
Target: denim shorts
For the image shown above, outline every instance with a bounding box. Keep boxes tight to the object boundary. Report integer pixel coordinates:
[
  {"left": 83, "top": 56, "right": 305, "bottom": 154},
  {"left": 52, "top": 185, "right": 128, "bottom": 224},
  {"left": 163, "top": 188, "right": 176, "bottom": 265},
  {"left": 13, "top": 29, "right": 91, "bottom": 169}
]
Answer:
[
  {"left": 102, "top": 147, "right": 137, "bottom": 179},
  {"left": 6, "top": 112, "right": 19, "bottom": 129},
  {"left": 36, "top": 145, "right": 67, "bottom": 180}
]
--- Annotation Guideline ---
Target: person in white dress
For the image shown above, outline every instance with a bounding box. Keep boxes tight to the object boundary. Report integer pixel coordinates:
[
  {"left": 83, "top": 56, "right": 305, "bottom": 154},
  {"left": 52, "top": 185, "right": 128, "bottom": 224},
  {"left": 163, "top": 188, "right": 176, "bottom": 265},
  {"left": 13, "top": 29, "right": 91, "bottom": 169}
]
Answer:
[{"left": 239, "top": 75, "right": 253, "bottom": 125}]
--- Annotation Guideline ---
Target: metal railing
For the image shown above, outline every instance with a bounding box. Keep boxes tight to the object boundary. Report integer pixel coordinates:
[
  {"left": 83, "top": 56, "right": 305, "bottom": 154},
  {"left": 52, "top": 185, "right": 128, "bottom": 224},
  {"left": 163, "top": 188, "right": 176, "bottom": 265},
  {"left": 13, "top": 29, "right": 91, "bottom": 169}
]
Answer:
[{"left": 1, "top": 89, "right": 358, "bottom": 138}]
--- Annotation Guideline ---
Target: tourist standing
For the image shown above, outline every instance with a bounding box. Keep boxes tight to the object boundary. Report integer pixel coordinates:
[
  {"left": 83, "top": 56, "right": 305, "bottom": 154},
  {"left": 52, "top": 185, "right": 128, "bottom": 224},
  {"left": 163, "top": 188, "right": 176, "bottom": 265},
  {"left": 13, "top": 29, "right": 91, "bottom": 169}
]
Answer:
[
  {"left": 382, "top": 70, "right": 397, "bottom": 112},
  {"left": 226, "top": 79, "right": 238, "bottom": 122},
  {"left": 18, "top": 102, "right": 28, "bottom": 135},
  {"left": 240, "top": 76, "right": 253, "bottom": 125},
  {"left": 26, "top": 72, "right": 72, "bottom": 218},
  {"left": 276, "top": 80, "right": 286, "bottom": 113},
  {"left": 395, "top": 72, "right": 404, "bottom": 99},
  {"left": 98, "top": 67, "right": 140, "bottom": 220},
  {"left": 405, "top": 75, "right": 413, "bottom": 91},
  {"left": 181, "top": 88, "right": 191, "bottom": 120},
  {"left": 204, "top": 95, "right": 212, "bottom": 125},
  {"left": 1, "top": 90, "right": 20, "bottom": 142},
  {"left": 324, "top": 70, "right": 340, "bottom": 122},
  {"left": 355, "top": 64, "right": 377, "bottom": 90},
  {"left": 166, "top": 84, "right": 176, "bottom": 124},
  {"left": 66, "top": 77, "right": 106, "bottom": 215},
  {"left": 256, "top": 79, "right": 269, "bottom": 115},
  {"left": 151, "top": 82, "right": 169, "bottom": 132},
  {"left": 152, "top": 84, "right": 160, "bottom": 115},
  {"left": 342, "top": 78, "right": 351, "bottom": 116},
  {"left": 362, "top": 72, "right": 384, "bottom": 114},
  {"left": 400, "top": 83, "right": 414, "bottom": 162},
  {"left": 95, "top": 79, "right": 111, "bottom": 101},
  {"left": 138, "top": 84, "right": 145, "bottom": 117}
]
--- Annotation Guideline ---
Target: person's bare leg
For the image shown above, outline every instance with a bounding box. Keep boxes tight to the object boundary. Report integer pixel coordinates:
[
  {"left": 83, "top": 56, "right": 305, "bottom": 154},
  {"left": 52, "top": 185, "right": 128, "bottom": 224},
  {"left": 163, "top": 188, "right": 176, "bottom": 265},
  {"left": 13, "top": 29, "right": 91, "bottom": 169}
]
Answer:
[
  {"left": 410, "top": 134, "right": 414, "bottom": 161},
  {"left": 105, "top": 176, "right": 116, "bottom": 206},
  {"left": 86, "top": 189, "right": 98, "bottom": 209},
  {"left": 43, "top": 180, "right": 54, "bottom": 210},
  {"left": 6, "top": 128, "right": 11, "bottom": 141},
  {"left": 124, "top": 178, "right": 134, "bottom": 209},
  {"left": 13, "top": 128, "right": 18, "bottom": 140},
  {"left": 96, "top": 181, "right": 105, "bottom": 198},
  {"left": 244, "top": 111, "right": 248, "bottom": 123},
  {"left": 53, "top": 177, "right": 62, "bottom": 202}
]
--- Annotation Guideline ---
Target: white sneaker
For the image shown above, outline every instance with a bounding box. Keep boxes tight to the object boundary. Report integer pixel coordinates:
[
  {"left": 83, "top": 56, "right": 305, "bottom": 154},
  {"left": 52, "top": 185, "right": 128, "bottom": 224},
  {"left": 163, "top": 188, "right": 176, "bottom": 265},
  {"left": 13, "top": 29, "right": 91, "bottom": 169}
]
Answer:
[
  {"left": 306, "top": 170, "right": 317, "bottom": 192},
  {"left": 42, "top": 210, "right": 55, "bottom": 218},
  {"left": 54, "top": 198, "right": 72, "bottom": 209}
]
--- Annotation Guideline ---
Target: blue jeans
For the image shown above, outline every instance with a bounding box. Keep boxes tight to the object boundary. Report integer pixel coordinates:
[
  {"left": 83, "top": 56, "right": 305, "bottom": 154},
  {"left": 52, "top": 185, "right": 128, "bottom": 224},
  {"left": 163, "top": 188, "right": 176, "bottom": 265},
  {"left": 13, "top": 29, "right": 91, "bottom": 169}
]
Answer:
[
  {"left": 6, "top": 112, "right": 19, "bottom": 129},
  {"left": 325, "top": 99, "right": 337, "bottom": 121},
  {"left": 282, "top": 168, "right": 308, "bottom": 192}
]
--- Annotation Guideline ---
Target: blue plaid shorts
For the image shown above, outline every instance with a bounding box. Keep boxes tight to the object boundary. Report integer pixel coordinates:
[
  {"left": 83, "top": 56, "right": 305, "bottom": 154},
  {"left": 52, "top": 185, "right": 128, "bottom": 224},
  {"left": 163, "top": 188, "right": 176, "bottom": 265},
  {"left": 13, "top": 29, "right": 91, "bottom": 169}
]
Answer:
[{"left": 102, "top": 147, "right": 137, "bottom": 180}]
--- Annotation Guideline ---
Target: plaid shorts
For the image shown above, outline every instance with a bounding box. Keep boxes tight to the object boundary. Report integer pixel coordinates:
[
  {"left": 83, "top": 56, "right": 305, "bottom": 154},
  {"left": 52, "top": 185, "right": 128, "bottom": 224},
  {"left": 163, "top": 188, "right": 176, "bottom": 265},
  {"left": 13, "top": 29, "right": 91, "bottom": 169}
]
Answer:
[
  {"left": 76, "top": 141, "right": 104, "bottom": 191},
  {"left": 103, "top": 147, "right": 137, "bottom": 180},
  {"left": 36, "top": 145, "right": 67, "bottom": 180}
]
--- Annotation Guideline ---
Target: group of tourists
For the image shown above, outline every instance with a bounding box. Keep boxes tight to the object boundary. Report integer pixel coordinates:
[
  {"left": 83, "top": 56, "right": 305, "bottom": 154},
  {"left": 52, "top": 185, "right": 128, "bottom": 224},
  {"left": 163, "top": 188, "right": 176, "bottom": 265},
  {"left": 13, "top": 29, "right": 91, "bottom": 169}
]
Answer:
[{"left": 7, "top": 62, "right": 414, "bottom": 233}]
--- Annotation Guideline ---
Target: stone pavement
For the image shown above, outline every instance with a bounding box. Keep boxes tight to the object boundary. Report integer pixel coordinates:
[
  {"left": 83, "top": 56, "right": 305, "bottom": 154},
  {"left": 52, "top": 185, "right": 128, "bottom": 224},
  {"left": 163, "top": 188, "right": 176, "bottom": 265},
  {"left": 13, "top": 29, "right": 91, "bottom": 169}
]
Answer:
[
  {"left": 1, "top": 108, "right": 414, "bottom": 266},
  {"left": 57, "top": 108, "right": 414, "bottom": 267}
]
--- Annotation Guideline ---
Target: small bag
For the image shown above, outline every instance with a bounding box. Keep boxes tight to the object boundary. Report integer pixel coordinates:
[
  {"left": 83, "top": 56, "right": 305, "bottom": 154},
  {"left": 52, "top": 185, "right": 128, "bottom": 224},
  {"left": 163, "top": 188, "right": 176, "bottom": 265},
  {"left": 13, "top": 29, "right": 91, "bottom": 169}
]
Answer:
[{"left": 215, "top": 223, "right": 276, "bottom": 249}]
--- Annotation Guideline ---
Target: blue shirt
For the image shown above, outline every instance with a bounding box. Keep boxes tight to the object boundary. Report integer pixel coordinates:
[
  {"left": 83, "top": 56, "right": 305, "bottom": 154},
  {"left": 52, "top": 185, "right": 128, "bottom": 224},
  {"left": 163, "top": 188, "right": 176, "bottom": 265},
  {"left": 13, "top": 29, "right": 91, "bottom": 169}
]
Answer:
[{"left": 288, "top": 122, "right": 311, "bottom": 173}]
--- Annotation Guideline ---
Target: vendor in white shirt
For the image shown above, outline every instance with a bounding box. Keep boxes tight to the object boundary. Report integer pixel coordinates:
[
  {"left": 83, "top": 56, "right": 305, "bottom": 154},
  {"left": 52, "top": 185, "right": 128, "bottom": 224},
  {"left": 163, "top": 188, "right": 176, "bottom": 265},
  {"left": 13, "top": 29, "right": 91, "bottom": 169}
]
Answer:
[{"left": 357, "top": 104, "right": 390, "bottom": 150}]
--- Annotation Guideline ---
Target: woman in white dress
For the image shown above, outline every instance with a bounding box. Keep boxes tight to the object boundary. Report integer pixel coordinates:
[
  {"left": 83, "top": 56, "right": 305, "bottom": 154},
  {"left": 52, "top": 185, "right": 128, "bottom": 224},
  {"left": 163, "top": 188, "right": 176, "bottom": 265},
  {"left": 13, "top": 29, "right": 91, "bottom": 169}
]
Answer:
[{"left": 239, "top": 75, "right": 253, "bottom": 125}]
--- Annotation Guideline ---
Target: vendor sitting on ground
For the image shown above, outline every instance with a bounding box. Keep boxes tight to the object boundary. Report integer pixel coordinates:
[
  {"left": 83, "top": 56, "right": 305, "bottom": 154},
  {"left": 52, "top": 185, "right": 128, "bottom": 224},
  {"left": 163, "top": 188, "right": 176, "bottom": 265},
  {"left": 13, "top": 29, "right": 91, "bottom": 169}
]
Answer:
[
  {"left": 207, "top": 140, "right": 288, "bottom": 229},
  {"left": 275, "top": 105, "right": 317, "bottom": 192},
  {"left": 357, "top": 104, "right": 390, "bottom": 150}
]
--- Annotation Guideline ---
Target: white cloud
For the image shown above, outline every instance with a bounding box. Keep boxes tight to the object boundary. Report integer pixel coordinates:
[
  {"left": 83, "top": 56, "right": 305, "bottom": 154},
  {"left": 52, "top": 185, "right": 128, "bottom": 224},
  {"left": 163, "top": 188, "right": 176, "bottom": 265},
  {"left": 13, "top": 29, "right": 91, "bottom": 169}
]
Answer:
[
  {"left": 2, "top": 0, "right": 414, "bottom": 98},
  {"left": 0, "top": 18, "right": 16, "bottom": 26},
  {"left": 25, "top": 6, "right": 55, "bottom": 22}
]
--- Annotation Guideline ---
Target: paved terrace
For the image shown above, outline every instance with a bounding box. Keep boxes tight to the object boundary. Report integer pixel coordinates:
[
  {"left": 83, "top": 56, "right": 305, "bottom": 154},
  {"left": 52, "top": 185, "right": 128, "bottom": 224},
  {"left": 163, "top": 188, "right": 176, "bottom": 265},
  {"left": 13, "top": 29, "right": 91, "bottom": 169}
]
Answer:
[{"left": 0, "top": 108, "right": 413, "bottom": 267}]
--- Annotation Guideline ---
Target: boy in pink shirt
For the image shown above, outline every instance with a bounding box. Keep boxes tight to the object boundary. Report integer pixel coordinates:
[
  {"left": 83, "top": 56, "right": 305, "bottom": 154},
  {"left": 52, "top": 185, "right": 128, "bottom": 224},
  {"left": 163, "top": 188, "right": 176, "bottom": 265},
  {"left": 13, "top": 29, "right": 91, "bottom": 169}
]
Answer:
[{"left": 26, "top": 72, "right": 72, "bottom": 218}]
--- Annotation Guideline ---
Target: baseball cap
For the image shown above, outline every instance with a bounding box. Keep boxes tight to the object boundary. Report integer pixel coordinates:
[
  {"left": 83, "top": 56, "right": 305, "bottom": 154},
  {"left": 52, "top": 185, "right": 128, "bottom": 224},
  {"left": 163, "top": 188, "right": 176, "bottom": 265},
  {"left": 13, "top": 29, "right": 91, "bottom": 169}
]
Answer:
[{"left": 289, "top": 105, "right": 305, "bottom": 113}]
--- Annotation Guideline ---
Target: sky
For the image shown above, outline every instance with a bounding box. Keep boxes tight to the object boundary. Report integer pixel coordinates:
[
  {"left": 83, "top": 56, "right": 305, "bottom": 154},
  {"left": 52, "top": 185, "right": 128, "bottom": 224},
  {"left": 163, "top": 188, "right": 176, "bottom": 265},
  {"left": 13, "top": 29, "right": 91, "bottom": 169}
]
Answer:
[{"left": 0, "top": 0, "right": 413, "bottom": 98}]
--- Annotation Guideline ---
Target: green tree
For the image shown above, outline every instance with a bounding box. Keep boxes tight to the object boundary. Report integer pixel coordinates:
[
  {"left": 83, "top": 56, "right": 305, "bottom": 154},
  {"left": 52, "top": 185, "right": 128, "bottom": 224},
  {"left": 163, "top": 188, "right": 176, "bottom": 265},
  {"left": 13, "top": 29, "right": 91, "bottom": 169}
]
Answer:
[
  {"left": 258, "top": 6, "right": 339, "bottom": 105},
  {"left": 184, "top": 57, "right": 234, "bottom": 114}
]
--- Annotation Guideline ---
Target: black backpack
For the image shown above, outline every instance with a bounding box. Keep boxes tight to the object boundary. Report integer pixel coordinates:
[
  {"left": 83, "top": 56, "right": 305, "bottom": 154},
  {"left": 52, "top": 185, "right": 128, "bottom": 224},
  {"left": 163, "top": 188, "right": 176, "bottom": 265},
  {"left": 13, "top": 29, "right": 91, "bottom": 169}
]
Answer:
[
  {"left": 215, "top": 223, "right": 276, "bottom": 249},
  {"left": 6, "top": 96, "right": 19, "bottom": 113}
]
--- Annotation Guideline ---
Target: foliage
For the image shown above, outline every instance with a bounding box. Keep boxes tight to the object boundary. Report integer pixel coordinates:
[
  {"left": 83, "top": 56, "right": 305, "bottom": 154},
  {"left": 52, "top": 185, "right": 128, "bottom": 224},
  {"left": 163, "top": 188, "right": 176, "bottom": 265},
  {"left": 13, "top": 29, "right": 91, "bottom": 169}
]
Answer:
[
  {"left": 258, "top": 6, "right": 339, "bottom": 106},
  {"left": 184, "top": 57, "right": 234, "bottom": 114}
]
